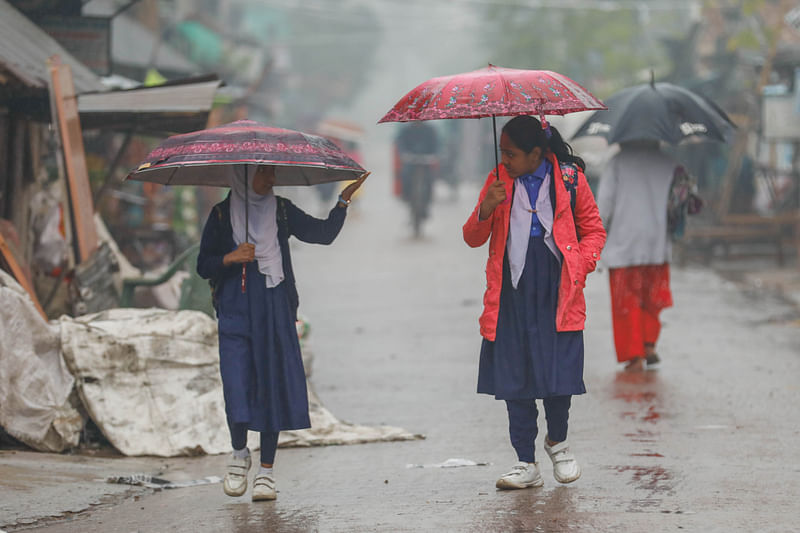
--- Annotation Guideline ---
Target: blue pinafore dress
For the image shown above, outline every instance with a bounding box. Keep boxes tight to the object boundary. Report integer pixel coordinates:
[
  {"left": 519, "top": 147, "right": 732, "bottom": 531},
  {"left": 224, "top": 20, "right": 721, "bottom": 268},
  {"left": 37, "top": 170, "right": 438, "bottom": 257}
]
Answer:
[
  {"left": 197, "top": 195, "right": 347, "bottom": 433},
  {"left": 214, "top": 261, "right": 309, "bottom": 432},
  {"left": 477, "top": 168, "right": 586, "bottom": 400}
]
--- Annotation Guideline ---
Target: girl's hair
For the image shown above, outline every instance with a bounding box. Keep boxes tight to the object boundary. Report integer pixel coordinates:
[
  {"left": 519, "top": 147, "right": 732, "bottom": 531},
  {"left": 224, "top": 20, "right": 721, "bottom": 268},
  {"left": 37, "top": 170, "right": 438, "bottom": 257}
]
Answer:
[{"left": 502, "top": 115, "right": 585, "bottom": 171}]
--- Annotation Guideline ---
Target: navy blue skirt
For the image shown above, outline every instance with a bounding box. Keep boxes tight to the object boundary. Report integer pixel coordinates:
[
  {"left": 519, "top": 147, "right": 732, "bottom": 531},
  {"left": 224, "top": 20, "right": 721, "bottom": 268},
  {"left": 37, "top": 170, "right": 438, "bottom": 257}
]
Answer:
[
  {"left": 478, "top": 236, "right": 585, "bottom": 400},
  {"left": 215, "top": 261, "right": 310, "bottom": 433}
]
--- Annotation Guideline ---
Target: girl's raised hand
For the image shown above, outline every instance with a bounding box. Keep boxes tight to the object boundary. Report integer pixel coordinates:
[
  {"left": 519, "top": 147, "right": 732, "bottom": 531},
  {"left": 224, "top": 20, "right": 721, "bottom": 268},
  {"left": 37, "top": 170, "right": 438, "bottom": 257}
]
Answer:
[{"left": 341, "top": 172, "right": 370, "bottom": 202}]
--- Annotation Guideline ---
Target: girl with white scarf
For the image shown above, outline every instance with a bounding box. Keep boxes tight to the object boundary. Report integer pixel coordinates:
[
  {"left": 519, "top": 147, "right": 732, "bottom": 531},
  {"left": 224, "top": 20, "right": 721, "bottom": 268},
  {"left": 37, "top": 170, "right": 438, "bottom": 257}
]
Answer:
[{"left": 198, "top": 165, "right": 367, "bottom": 501}]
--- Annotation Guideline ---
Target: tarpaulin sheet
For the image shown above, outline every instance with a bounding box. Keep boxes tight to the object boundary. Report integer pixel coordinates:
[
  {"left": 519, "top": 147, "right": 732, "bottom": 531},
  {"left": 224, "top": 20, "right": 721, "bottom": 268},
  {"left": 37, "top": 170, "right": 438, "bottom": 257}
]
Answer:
[
  {"left": 0, "top": 271, "right": 82, "bottom": 452},
  {"left": 58, "top": 308, "right": 421, "bottom": 456}
]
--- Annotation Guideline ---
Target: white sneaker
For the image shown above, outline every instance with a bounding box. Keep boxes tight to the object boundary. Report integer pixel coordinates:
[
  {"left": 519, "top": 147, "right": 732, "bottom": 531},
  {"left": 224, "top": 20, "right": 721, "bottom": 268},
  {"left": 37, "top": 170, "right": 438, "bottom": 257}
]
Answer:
[
  {"left": 544, "top": 438, "right": 581, "bottom": 483},
  {"left": 252, "top": 473, "right": 277, "bottom": 501},
  {"left": 223, "top": 452, "right": 252, "bottom": 497},
  {"left": 495, "top": 461, "right": 544, "bottom": 490}
]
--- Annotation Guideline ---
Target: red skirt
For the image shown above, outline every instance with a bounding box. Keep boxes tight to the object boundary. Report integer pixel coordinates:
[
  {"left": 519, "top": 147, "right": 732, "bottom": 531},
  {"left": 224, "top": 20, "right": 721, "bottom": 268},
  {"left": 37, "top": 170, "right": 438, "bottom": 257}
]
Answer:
[{"left": 609, "top": 264, "right": 673, "bottom": 363}]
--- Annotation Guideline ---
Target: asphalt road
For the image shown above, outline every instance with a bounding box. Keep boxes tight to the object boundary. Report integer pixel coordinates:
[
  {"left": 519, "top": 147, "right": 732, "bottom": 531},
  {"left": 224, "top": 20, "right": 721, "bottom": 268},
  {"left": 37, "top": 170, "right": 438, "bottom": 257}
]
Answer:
[{"left": 3, "top": 158, "right": 800, "bottom": 532}]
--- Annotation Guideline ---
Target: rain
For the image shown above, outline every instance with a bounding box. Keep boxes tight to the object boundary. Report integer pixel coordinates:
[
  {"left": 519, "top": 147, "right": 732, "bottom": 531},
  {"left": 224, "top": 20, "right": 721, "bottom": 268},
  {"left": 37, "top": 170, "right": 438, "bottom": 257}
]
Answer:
[{"left": 1, "top": 0, "right": 800, "bottom": 531}]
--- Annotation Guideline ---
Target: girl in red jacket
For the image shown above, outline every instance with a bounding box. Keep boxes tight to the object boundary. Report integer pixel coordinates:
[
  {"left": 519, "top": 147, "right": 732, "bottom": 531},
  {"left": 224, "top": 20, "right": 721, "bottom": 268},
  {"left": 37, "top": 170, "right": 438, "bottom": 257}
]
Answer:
[{"left": 463, "top": 115, "right": 606, "bottom": 490}]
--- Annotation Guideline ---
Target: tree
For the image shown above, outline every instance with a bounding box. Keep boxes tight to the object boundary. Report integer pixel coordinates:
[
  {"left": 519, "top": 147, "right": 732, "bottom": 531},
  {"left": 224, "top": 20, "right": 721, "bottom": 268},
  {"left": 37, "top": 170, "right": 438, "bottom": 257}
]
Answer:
[{"left": 484, "top": 1, "right": 686, "bottom": 96}]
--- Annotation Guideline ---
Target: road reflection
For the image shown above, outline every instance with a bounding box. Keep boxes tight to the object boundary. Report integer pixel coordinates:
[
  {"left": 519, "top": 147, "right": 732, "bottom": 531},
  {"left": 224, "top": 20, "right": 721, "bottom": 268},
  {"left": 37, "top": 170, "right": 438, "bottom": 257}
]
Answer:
[
  {"left": 225, "top": 501, "right": 320, "bottom": 533},
  {"left": 609, "top": 369, "right": 677, "bottom": 512}
]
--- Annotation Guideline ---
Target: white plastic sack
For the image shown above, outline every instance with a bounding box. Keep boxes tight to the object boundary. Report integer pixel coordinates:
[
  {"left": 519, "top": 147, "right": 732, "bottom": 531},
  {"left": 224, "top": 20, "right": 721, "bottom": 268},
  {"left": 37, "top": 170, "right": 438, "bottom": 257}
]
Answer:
[
  {"left": 59, "top": 308, "right": 230, "bottom": 456},
  {"left": 0, "top": 271, "right": 82, "bottom": 451}
]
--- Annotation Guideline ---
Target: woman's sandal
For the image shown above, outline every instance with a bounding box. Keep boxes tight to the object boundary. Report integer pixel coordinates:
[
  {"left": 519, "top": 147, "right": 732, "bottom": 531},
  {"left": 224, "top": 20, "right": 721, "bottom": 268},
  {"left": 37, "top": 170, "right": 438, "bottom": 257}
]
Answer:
[{"left": 645, "top": 352, "right": 660, "bottom": 365}]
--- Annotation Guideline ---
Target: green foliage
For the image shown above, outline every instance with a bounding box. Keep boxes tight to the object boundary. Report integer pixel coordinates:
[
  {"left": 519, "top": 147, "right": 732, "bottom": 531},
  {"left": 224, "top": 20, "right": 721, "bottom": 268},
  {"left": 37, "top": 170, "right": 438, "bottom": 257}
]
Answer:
[
  {"left": 742, "top": 0, "right": 766, "bottom": 17},
  {"left": 726, "top": 29, "right": 762, "bottom": 50},
  {"left": 485, "top": 3, "right": 677, "bottom": 96}
]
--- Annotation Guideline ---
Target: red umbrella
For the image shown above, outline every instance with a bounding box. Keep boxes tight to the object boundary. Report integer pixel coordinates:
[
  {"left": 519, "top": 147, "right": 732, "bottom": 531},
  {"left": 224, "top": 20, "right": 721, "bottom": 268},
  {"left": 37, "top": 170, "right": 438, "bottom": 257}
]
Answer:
[
  {"left": 379, "top": 65, "right": 606, "bottom": 178},
  {"left": 127, "top": 119, "right": 368, "bottom": 292}
]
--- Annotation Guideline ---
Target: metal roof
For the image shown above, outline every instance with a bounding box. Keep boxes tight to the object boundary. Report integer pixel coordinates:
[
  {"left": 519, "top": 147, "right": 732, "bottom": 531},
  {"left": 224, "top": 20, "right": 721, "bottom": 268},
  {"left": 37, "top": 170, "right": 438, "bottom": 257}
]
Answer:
[
  {"left": 0, "top": 0, "right": 105, "bottom": 93},
  {"left": 78, "top": 77, "right": 222, "bottom": 133}
]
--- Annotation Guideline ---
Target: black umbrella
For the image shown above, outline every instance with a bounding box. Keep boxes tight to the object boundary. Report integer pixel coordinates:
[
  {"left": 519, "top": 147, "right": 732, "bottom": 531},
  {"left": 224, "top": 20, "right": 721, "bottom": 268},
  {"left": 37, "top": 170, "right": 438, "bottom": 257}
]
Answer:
[{"left": 571, "top": 81, "right": 735, "bottom": 145}]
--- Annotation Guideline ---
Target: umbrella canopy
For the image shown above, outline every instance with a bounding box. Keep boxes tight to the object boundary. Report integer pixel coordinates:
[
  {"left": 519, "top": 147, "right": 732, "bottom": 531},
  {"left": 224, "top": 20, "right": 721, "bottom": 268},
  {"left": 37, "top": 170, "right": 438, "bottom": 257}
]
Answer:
[
  {"left": 379, "top": 64, "right": 605, "bottom": 181},
  {"left": 571, "top": 82, "right": 735, "bottom": 145},
  {"left": 378, "top": 65, "right": 606, "bottom": 123},
  {"left": 127, "top": 119, "right": 366, "bottom": 187}
]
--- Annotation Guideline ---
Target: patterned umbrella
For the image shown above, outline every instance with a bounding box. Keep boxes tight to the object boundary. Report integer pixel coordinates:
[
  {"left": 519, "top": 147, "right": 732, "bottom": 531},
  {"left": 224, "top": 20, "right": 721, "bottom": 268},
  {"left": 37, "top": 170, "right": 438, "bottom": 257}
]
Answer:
[
  {"left": 378, "top": 65, "right": 605, "bottom": 179},
  {"left": 127, "top": 119, "right": 366, "bottom": 187},
  {"left": 379, "top": 65, "right": 606, "bottom": 123},
  {"left": 126, "top": 119, "right": 368, "bottom": 292}
]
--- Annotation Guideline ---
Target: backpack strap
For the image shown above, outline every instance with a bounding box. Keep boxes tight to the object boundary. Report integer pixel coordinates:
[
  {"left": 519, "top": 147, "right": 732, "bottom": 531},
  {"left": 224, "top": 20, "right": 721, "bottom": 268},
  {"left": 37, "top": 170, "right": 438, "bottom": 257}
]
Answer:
[
  {"left": 559, "top": 163, "right": 578, "bottom": 214},
  {"left": 558, "top": 163, "right": 580, "bottom": 239}
]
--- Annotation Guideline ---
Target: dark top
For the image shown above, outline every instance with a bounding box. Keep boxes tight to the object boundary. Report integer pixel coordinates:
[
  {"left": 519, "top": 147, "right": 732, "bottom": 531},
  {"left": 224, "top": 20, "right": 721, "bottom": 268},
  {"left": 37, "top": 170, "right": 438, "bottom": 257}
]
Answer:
[{"left": 196, "top": 193, "right": 347, "bottom": 319}]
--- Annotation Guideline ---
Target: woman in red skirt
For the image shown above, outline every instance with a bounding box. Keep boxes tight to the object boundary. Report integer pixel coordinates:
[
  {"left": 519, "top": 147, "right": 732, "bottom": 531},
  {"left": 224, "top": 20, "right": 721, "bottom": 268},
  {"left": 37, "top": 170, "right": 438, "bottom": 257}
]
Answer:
[{"left": 596, "top": 140, "right": 679, "bottom": 371}]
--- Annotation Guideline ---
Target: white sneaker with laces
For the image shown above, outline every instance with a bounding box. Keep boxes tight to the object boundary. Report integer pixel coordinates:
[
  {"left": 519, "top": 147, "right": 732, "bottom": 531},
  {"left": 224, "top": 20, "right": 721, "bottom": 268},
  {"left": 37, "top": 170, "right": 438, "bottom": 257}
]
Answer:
[
  {"left": 223, "top": 452, "right": 252, "bottom": 497},
  {"left": 495, "top": 461, "right": 544, "bottom": 490},
  {"left": 544, "top": 438, "right": 581, "bottom": 483},
  {"left": 252, "top": 473, "right": 277, "bottom": 501}
]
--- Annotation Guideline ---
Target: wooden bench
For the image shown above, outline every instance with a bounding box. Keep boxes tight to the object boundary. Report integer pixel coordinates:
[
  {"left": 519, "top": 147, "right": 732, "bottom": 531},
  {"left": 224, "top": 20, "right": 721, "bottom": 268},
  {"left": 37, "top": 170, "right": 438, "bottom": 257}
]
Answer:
[{"left": 676, "top": 211, "right": 800, "bottom": 266}]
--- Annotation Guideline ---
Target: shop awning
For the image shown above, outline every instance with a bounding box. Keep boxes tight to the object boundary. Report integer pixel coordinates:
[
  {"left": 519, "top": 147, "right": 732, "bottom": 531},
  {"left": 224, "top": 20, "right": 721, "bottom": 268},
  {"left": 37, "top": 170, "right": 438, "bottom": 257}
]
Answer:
[{"left": 78, "top": 76, "right": 222, "bottom": 134}]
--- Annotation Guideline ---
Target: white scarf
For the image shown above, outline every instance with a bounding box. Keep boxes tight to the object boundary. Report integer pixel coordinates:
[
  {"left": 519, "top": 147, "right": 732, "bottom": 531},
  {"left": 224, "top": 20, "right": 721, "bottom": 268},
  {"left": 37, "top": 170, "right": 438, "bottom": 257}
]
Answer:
[
  {"left": 230, "top": 166, "right": 284, "bottom": 288},
  {"left": 507, "top": 172, "right": 560, "bottom": 289}
]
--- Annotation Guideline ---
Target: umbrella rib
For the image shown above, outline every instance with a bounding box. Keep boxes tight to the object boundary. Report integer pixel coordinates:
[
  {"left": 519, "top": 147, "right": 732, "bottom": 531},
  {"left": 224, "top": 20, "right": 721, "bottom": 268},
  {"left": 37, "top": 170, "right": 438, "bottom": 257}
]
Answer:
[
  {"left": 166, "top": 165, "right": 179, "bottom": 186},
  {"left": 496, "top": 67, "right": 513, "bottom": 116}
]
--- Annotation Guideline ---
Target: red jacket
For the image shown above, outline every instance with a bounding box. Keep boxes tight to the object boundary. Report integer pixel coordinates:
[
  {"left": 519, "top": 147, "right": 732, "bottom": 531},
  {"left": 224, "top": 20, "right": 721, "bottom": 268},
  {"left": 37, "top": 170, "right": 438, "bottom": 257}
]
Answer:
[{"left": 462, "top": 154, "right": 606, "bottom": 340}]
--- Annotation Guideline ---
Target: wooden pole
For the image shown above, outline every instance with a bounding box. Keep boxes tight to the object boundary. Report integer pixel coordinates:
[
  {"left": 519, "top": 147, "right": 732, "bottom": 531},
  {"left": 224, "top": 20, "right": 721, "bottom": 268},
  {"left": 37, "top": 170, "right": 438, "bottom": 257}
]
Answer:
[
  {"left": 0, "top": 233, "right": 47, "bottom": 320},
  {"left": 48, "top": 56, "right": 98, "bottom": 264}
]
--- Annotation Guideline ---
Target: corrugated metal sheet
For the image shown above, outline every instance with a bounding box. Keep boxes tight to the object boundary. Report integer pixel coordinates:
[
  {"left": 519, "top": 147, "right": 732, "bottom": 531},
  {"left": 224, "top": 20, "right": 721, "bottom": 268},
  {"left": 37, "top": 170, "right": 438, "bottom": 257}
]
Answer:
[
  {"left": 78, "top": 78, "right": 221, "bottom": 133},
  {"left": 78, "top": 79, "right": 221, "bottom": 114},
  {"left": 0, "top": 0, "right": 105, "bottom": 93}
]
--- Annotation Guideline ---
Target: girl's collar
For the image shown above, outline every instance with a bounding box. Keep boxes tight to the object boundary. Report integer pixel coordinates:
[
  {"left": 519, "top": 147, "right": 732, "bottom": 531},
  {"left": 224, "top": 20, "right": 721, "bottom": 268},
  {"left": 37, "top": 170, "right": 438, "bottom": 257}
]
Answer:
[{"left": 518, "top": 158, "right": 551, "bottom": 180}]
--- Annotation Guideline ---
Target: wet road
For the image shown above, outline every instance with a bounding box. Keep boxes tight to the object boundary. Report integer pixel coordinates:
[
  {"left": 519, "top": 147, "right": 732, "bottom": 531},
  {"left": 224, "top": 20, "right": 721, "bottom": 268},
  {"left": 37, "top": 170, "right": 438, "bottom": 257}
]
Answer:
[{"left": 7, "top": 144, "right": 800, "bottom": 532}]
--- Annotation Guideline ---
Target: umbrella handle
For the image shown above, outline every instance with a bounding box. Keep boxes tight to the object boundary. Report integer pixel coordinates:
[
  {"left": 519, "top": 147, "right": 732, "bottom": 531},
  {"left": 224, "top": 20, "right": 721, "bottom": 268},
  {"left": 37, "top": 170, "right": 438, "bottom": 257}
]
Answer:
[{"left": 241, "top": 263, "right": 246, "bottom": 293}]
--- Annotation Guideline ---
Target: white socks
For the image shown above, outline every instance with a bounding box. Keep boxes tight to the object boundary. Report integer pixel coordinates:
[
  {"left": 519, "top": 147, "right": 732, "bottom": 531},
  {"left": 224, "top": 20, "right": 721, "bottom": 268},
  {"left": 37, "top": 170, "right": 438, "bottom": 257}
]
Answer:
[{"left": 232, "top": 448, "right": 273, "bottom": 477}]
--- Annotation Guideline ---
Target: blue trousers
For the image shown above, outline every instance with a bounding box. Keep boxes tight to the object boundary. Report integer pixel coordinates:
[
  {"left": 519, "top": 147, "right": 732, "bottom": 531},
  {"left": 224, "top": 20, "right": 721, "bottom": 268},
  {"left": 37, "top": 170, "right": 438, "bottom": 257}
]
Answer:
[
  {"left": 505, "top": 396, "right": 571, "bottom": 463},
  {"left": 228, "top": 420, "right": 279, "bottom": 465}
]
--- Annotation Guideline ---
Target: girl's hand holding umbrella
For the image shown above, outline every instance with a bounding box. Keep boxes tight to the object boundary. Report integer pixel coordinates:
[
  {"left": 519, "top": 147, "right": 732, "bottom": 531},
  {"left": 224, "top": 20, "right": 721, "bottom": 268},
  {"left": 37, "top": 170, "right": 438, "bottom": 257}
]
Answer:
[
  {"left": 338, "top": 172, "right": 370, "bottom": 205},
  {"left": 223, "top": 243, "right": 255, "bottom": 266},
  {"left": 479, "top": 180, "right": 507, "bottom": 220}
]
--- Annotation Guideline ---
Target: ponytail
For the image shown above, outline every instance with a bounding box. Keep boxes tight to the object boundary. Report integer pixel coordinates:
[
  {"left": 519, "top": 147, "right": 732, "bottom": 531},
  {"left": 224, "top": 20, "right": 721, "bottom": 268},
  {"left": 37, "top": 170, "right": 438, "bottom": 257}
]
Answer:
[
  {"left": 502, "top": 115, "right": 585, "bottom": 171},
  {"left": 547, "top": 124, "right": 586, "bottom": 171}
]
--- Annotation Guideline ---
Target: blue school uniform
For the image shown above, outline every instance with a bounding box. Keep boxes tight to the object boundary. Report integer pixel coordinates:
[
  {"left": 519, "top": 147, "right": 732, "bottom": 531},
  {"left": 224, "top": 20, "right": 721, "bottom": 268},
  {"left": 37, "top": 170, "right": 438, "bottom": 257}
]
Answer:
[
  {"left": 197, "top": 194, "right": 346, "bottom": 433},
  {"left": 477, "top": 163, "right": 585, "bottom": 400}
]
